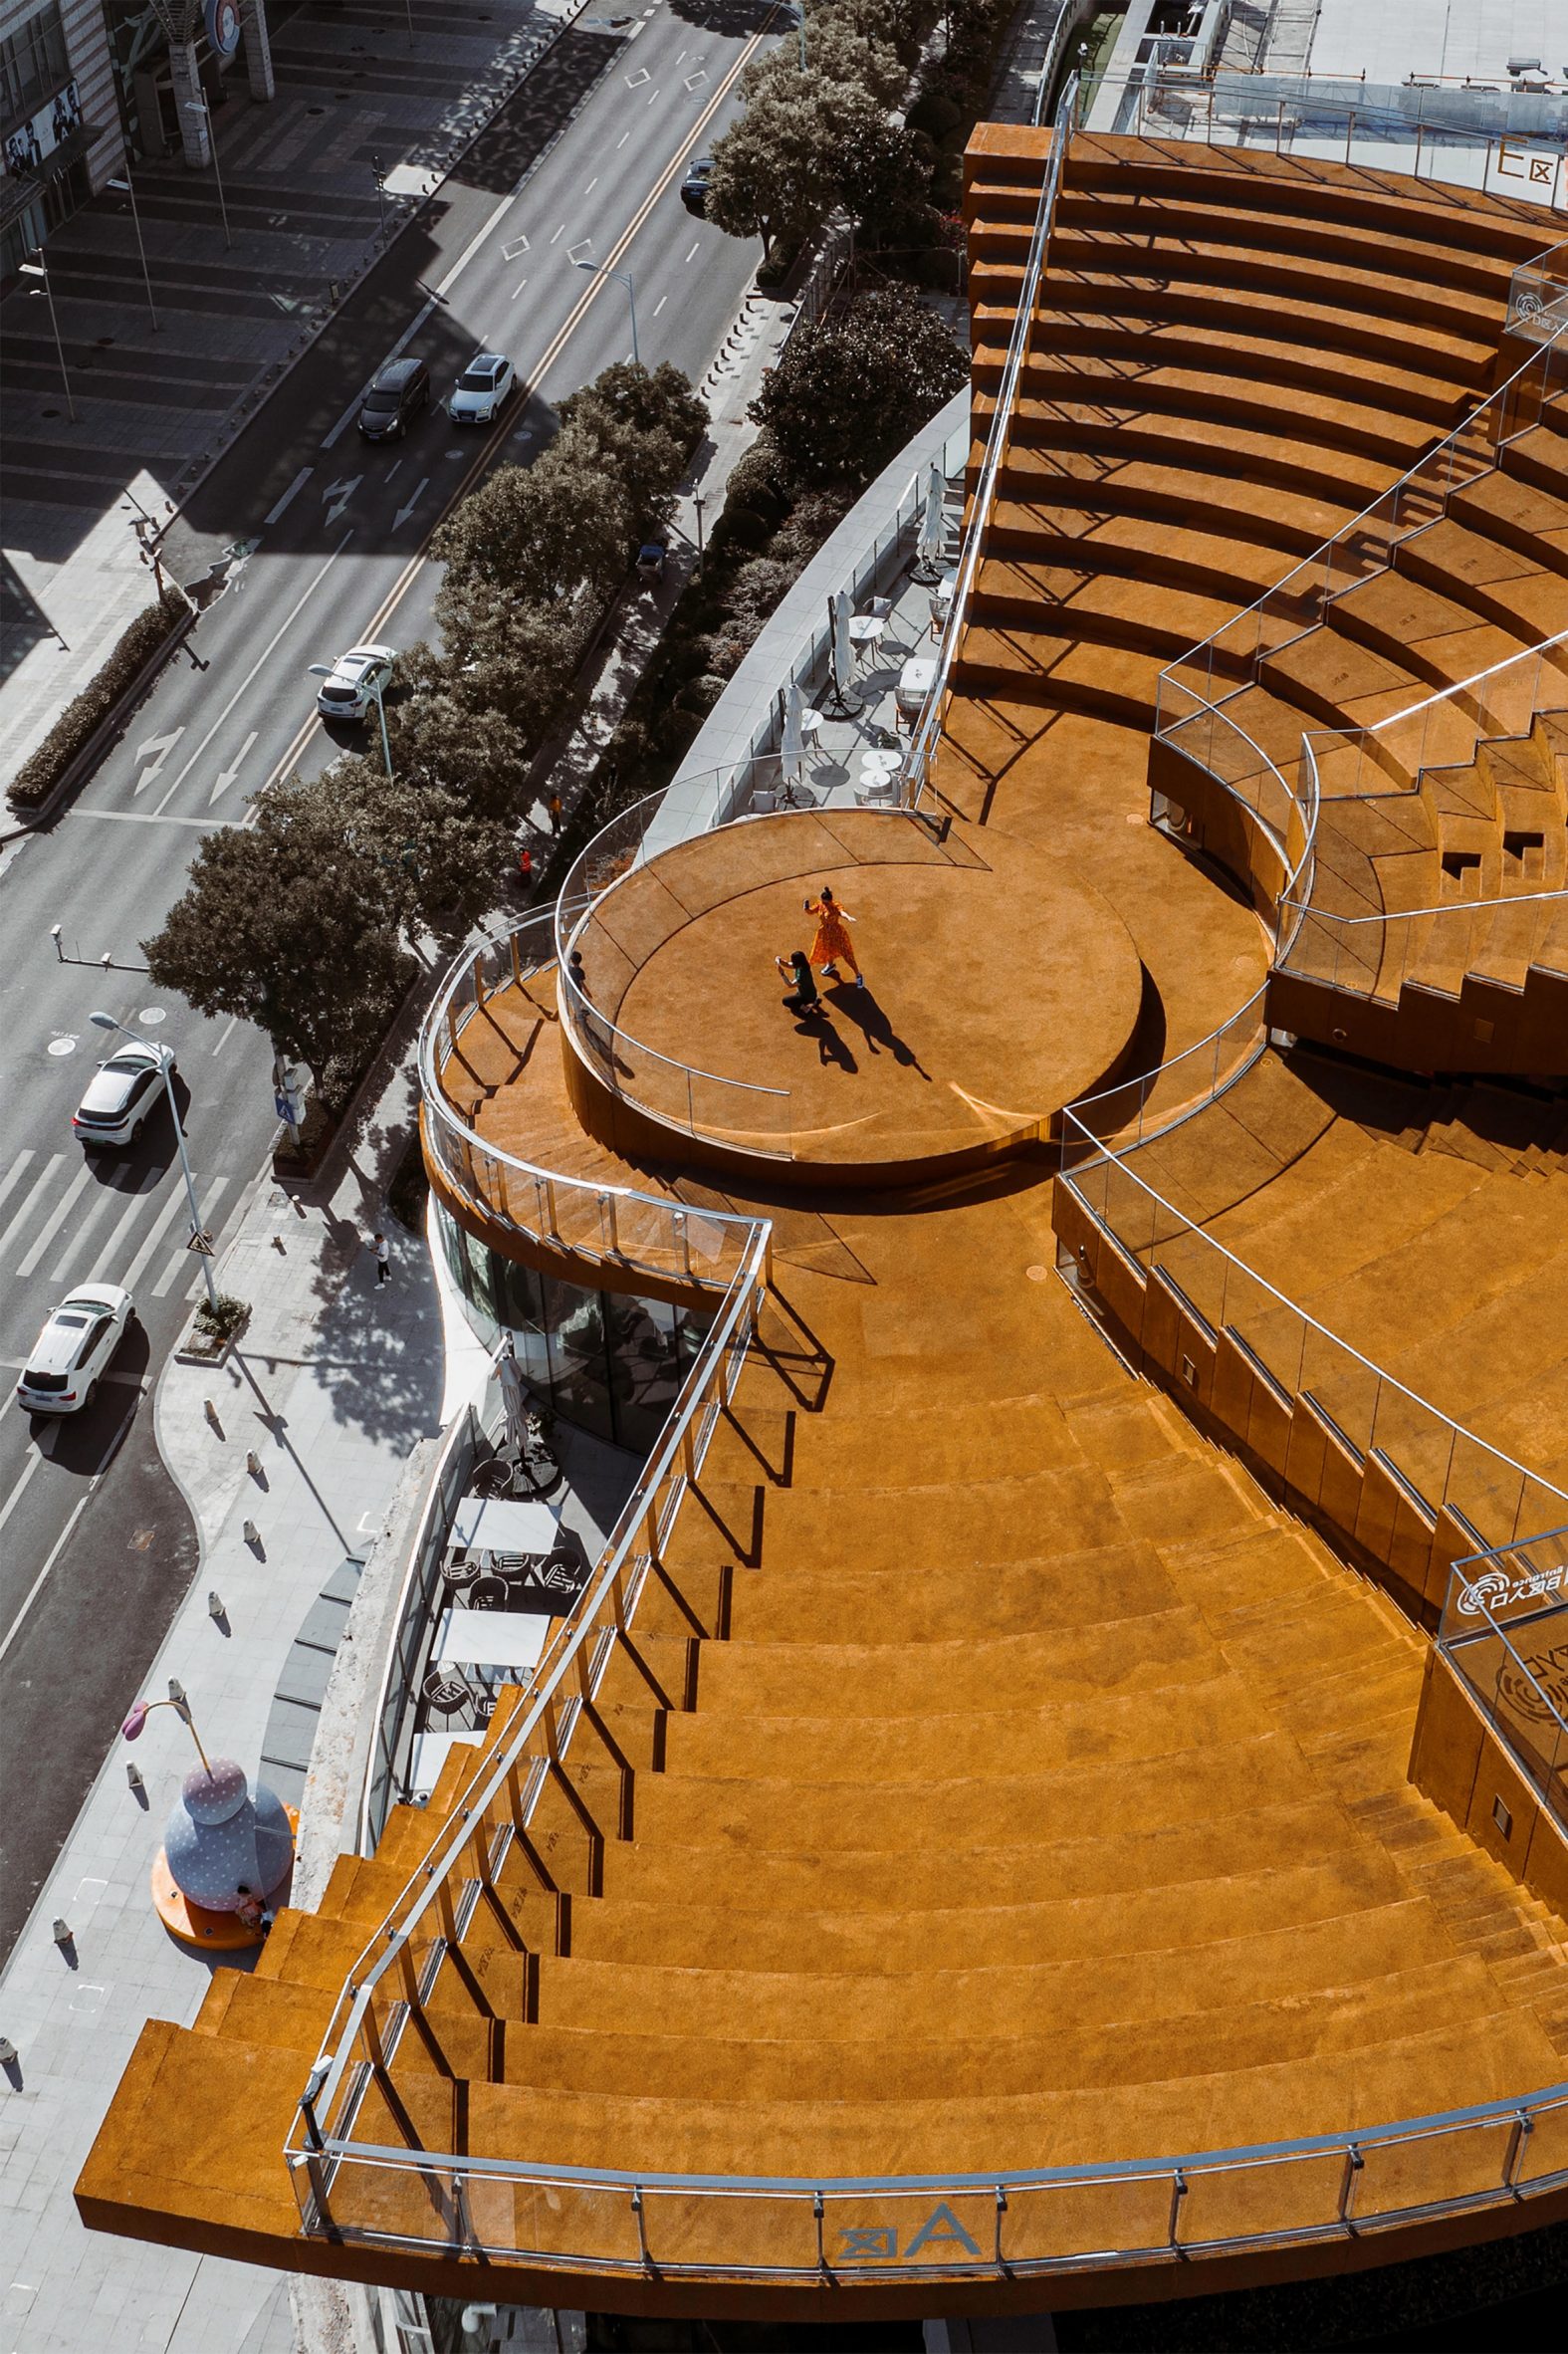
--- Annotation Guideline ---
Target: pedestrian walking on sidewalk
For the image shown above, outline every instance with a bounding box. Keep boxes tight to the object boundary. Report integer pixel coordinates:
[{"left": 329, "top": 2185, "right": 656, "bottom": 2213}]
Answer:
[
  {"left": 548, "top": 791, "right": 563, "bottom": 835},
  {"left": 373, "top": 1230, "right": 390, "bottom": 1287},
  {"left": 803, "top": 884, "right": 864, "bottom": 987},
  {"left": 517, "top": 843, "right": 534, "bottom": 886}
]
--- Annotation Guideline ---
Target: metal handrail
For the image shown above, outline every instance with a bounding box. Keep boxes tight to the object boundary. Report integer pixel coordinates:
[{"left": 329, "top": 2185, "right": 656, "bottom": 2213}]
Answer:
[
  {"left": 552, "top": 788, "right": 792, "bottom": 1154},
  {"left": 904, "top": 71, "right": 1081, "bottom": 811},
  {"left": 286, "top": 1213, "right": 772, "bottom": 2171},
  {"left": 419, "top": 908, "right": 761, "bottom": 1278},
  {"left": 1282, "top": 885, "right": 1568, "bottom": 925},
  {"left": 1056, "top": 1109, "right": 1568, "bottom": 1520},
  {"left": 1158, "top": 319, "right": 1568, "bottom": 721}
]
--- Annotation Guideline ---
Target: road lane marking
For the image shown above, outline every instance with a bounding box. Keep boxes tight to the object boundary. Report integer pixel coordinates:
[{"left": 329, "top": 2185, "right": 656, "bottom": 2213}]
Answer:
[
  {"left": 50, "top": 1177, "right": 124, "bottom": 1285},
  {"left": 153, "top": 1177, "right": 230, "bottom": 1295},
  {"left": 322, "top": 471, "right": 362, "bottom": 526},
  {"left": 67, "top": 810, "right": 242, "bottom": 827},
  {"left": 264, "top": 467, "right": 313, "bottom": 526},
  {"left": 93, "top": 1182, "right": 162, "bottom": 1284},
  {"left": 0, "top": 1154, "right": 59, "bottom": 1264},
  {"left": 550, "top": 223, "right": 565, "bottom": 243},
  {"left": 133, "top": 728, "right": 184, "bottom": 797},
  {"left": 16, "top": 1157, "right": 95, "bottom": 1279},
  {"left": 0, "top": 1447, "right": 46, "bottom": 1550},
  {"left": 616, "top": 132, "right": 628, "bottom": 147},
  {"left": 118, "top": 1183, "right": 189, "bottom": 1294},
  {"left": 647, "top": 88, "right": 660, "bottom": 103},
  {"left": 584, "top": 176, "right": 598, "bottom": 192},
  {"left": 0, "top": 1395, "right": 140, "bottom": 1668},
  {"left": 653, "top": 294, "right": 668, "bottom": 316},
  {"left": 684, "top": 240, "right": 699, "bottom": 262},
  {"left": 0, "top": 1151, "right": 36, "bottom": 1225},
  {"left": 509, "top": 274, "right": 529, "bottom": 300},
  {"left": 153, "top": 530, "right": 354, "bottom": 813},
  {"left": 211, "top": 1015, "right": 241, "bottom": 1056},
  {"left": 256, "top": 24, "right": 773, "bottom": 800},
  {"left": 210, "top": 729, "right": 258, "bottom": 803},
  {"left": 393, "top": 477, "right": 430, "bottom": 529}
]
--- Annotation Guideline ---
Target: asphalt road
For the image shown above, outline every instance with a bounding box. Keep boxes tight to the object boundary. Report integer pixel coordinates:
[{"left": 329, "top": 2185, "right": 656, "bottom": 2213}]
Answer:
[{"left": 0, "top": 0, "right": 775, "bottom": 1962}]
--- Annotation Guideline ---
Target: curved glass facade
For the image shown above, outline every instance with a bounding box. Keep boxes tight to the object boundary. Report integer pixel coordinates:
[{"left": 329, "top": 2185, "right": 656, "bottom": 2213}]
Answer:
[{"left": 435, "top": 1203, "right": 711, "bottom": 1454}]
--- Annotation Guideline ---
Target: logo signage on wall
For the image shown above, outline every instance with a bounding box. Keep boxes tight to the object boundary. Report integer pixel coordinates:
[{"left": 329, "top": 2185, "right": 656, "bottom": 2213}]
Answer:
[
  {"left": 3, "top": 79, "right": 81, "bottom": 180},
  {"left": 205, "top": 0, "right": 242, "bottom": 59}
]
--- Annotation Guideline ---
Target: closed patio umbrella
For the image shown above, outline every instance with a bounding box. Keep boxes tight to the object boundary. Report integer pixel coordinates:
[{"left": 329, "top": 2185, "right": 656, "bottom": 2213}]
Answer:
[
  {"left": 828, "top": 589, "right": 859, "bottom": 713},
  {"left": 497, "top": 1335, "right": 529, "bottom": 1466},
  {"left": 781, "top": 680, "right": 805, "bottom": 800},
  {"left": 916, "top": 461, "right": 946, "bottom": 579}
]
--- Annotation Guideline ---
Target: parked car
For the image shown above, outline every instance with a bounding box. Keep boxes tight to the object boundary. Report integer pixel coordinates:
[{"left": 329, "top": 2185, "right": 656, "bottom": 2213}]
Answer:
[
  {"left": 72, "top": 1042, "right": 171, "bottom": 1150},
  {"left": 17, "top": 1286, "right": 134, "bottom": 1416},
  {"left": 680, "top": 156, "right": 714, "bottom": 216},
  {"left": 449, "top": 350, "right": 516, "bottom": 424},
  {"left": 315, "top": 643, "right": 396, "bottom": 721},
  {"left": 357, "top": 356, "right": 429, "bottom": 440}
]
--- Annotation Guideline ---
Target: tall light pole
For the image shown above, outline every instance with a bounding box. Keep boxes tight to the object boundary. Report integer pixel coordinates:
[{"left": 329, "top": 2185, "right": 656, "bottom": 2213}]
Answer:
[
  {"left": 18, "top": 256, "right": 74, "bottom": 421},
  {"left": 108, "top": 172, "right": 158, "bottom": 330},
  {"left": 182, "top": 98, "right": 232, "bottom": 250},
  {"left": 308, "top": 663, "right": 392, "bottom": 776},
  {"left": 571, "top": 256, "right": 638, "bottom": 365},
  {"left": 89, "top": 1012, "right": 219, "bottom": 1311},
  {"left": 792, "top": 1, "right": 806, "bottom": 70}
]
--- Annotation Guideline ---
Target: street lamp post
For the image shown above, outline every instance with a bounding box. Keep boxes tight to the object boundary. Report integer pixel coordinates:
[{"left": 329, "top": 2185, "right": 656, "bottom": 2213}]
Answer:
[
  {"left": 19, "top": 256, "right": 74, "bottom": 421},
  {"left": 89, "top": 1012, "right": 219, "bottom": 1311},
  {"left": 182, "top": 99, "right": 232, "bottom": 250},
  {"left": 692, "top": 489, "right": 706, "bottom": 577},
  {"left": 571, "top": 256, "right": 638, "bottom": 366},
  {"left": 107, "top": 173, "right": 158, "bottom": 331},
  {"left": 308, "top": 663, "right": 392, "bottom": 776}
]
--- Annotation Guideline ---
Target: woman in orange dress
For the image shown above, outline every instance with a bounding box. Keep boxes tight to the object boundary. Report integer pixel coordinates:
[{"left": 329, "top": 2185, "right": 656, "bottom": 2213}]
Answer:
[{"left": 803, "top": 884, "right": 864, "bottom": 986}]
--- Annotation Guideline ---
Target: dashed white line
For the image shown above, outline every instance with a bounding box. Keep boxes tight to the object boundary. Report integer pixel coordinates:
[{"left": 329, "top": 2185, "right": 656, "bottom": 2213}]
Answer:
[
  {"left": 0, "top": 1397, "right": 140, "bottom": 1668},
  {"left": 509, "top": 275, "right": 530, "bottom": 301},
  {"left": 264, "top": 467, "right": 312, "bottom": 527},
  {"left": 684, "top": 240, "right": 700, "bottom": 262},
  {"left": 211, "top": 1014, "right": 241, "bottom": 1057},
  {"left": 653, "top": 294, "right": 668, "bottom": 316},
  {"left": 647, "top": 88, "right": 660, "bottom": 104},
  {"left": 584, "top": 176, "right": 598, "bottom": 193},
  {"left": 550, "top": 223, "right": 565, "bottom": 244},
  {"left": 616, "top": 132, "right": 629, "bottom": 148}
]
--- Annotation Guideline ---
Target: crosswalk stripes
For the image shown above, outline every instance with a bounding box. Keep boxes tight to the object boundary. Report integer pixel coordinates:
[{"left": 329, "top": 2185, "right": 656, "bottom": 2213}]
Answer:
[
  {"left": 0, "top": 1151, "right": 50, "bottom": 1262},
  {"left": 15, "top": 1158, "right": 95, "bottom": 1280},
  {"left": 152, "top": 1177, "right": 231, "bottom": 1295},
  {"left": 0, "top": 1146, "right": 243, "bottom": 1314}
]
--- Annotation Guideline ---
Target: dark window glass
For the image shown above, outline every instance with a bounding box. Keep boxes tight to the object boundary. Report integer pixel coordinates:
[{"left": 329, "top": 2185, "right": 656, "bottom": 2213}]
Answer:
[{"left": 541, "top": 1275, "right": 614, "bottom": 1443}]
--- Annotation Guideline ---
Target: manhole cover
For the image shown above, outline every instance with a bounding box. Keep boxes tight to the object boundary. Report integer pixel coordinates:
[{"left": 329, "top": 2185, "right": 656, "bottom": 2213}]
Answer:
[
  {"left": 48, "top": 1035, "right": 78, "bottom": 1057},
  {"left": 137, "top": 1007, "right": 167, "bottom": 1026},
  {"left": 1025, "top": 1264, "right": 1049, "bottom": 1283}
]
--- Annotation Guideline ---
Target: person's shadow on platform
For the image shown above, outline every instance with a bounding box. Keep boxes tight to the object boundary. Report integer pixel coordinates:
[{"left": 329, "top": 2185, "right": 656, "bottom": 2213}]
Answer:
[
  {"left": 826, "top": 986, "right": 931, "bottom": 1077},
  {"left": 792, "top": 1012, "right": 857, "bottom": 1072}
]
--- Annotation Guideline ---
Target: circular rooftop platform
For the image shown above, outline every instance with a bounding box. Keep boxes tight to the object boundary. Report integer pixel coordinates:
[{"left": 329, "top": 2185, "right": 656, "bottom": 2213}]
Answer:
[{"left": 575, "top": 811, "right": 1144, "bottom": 1176}]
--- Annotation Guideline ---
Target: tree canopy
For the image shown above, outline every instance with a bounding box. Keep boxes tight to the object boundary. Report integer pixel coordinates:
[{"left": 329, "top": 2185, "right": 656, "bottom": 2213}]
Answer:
[{"left": 749, "top": 284, "right": 968, "bottom": 487}]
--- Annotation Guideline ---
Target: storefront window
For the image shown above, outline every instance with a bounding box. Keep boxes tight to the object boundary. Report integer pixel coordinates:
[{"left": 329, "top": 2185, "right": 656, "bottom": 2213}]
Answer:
[{"left": 434, "top": 1205, "right": 712, "bottom": 1452}]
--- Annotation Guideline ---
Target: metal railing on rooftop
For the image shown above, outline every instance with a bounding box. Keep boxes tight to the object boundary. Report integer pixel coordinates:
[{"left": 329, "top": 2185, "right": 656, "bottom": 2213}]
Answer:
[
  {"left": 902, "top": 70, "right": 1081, "bottom": 815},
  {"left": 421, "top": 908, "right": 762, "bottom": 1284}
]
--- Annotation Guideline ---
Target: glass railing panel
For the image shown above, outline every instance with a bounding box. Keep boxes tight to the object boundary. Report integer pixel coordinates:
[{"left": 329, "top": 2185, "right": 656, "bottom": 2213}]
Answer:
[
  {"left": 1443, "top": 1430, "right": 1529, "bottom": 1554},
  {"left": 1296, "top": 1322, "right": 1381, "bottom": 1459},
  {"left": 1177, "top": 2148, "right": 1348, "bottom": 2247},
  {"left": 1350, "top": 2116, "right": 1517, "bottom": 2228},
  {"left": 1001, "top": 2170, "right": 1175, "bottom": 2266},
  {"left": 820, "top": 2187, "right": 1000, "bottom": 2278},
  {"left": 498, "top": 2177, "right": 644, "bottom": 2267},
  {"left": 643, "top": 2187, "right": 817, "bottom": 2274},
  {"left": 1513, "top": 2091, "right": 1568, "bottom": 2189}
]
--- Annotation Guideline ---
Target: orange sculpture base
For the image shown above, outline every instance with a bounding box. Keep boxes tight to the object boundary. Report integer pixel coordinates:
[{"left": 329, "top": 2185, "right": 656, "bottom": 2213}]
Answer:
[{"left": 149, "top": 1808, "right": 298, "bottom": 1951}]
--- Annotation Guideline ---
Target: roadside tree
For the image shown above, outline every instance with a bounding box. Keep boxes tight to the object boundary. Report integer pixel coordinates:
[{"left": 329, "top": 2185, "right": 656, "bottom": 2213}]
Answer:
[{"left": 749, "top": 283, "right": 968, "bottom": 486}]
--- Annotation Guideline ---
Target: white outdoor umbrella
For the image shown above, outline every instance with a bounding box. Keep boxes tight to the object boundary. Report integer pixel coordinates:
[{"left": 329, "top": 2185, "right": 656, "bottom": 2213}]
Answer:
[
  {"left": 496, "top": 1336, "right": 529, "bottom": 1462},
  {"left": 781, "top": 681, "right": 805, "bottom": 794},
  {"left": 917, "top": 461, "right": 946, "bottom": 576},
  {"left": 830, "top": 589, "right": 856, "bottom": 708}
]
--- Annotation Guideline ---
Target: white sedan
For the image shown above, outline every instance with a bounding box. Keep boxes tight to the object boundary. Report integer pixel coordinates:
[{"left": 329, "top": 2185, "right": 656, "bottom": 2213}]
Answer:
[
  {"left": 449, "top": 351, "right": 516, "bottom": 424},
  {"left": 73, "top": 1041, "right": 172, "bottom": 1150},
  {"left": 16, "top": 1285, "right": 134, "bottom": 1416},
  {"left": 315, "top": 643, "right": 396, "bottom": 721}
]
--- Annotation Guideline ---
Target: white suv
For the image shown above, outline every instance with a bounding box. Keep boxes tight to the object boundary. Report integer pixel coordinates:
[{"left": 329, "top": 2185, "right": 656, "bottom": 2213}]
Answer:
[
  {"left": 73, "top": 1042, "right": 170, "bottom": 1149},
  {"left": 315, "top": 644, "right": 395, "bottom": 721},
  {"left": 449, "top": 352, "right": 515, "bottom": 424},
  {"left": 17, "top": 1286, "right": 134, "bottom": 1416}
]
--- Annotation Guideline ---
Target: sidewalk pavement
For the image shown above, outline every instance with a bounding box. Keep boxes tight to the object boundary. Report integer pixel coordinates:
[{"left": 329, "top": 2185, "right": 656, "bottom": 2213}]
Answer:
[
  {"left": 0, "top": 1041, "right": 446, "bottom": 2354},
  {"left": 1, "top": 0, "right": 599, "bottom": 789}
]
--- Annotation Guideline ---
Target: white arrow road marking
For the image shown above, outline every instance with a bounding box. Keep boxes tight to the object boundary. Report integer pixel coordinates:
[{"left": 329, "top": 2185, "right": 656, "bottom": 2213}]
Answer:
[
  {"left": 133, "top": 728, "right": 184, "bottom": 795},
  {"left": 210, "top": 729, "right": 258, "bottom": 803},
  {"left": 322, "top": 473, "right": 362, "bottom": 527},
  {"left": 152, "top": 530, "right": 354, "bottom": 815},
  {"left": 392, "top": 478, "right": 430, "bottom": 530}
]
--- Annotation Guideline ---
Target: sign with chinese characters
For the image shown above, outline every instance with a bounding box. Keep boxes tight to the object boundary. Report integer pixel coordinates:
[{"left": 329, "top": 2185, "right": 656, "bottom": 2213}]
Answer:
[
  {"left": 3, "top": 79, "right": 81, "bottom": 181},
  {"left": 1458, "top": 1561, "right": 1568, "bottom": 1616}
]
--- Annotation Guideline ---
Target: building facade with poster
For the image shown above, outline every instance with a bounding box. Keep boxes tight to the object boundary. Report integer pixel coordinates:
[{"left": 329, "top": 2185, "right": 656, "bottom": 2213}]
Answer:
[{"left": 0, "top": 0, "right": 122, "bottom": 275}]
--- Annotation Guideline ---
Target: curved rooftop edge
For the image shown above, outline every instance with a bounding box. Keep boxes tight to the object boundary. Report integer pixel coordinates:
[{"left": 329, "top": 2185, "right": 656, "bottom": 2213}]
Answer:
[{"left": 75, "top": 120, "right": 1568, "bottom": 2329}]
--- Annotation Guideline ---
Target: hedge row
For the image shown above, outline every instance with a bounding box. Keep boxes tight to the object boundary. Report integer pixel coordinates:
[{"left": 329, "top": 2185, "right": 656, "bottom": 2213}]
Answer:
[{"left": 7, "top": 591, "right": 186, "bottom": 812}]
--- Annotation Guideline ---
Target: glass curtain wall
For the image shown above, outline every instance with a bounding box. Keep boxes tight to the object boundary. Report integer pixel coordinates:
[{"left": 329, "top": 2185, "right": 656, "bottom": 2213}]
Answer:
[{"left": 435, "top": 1203, "right": 711, "bottom": 1453}]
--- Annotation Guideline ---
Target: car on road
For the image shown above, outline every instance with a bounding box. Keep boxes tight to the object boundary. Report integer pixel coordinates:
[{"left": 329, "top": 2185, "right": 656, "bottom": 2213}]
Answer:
[
  {"left": 357, "top": 355, "right": 430, "bottom": 440},
  {"left": 315, "top": 643, "right": 396, "bottom": 721},
  {"left": 449, "top": 351, "right": 517, "bottom": 424},
  {"left": 680, "top": 156, "right": 714, "bottom": 216},
  {"left": 72, "top": 1042, "right": 172, "bottom": 1151},
  {"left": 16, "top": 1286, "right": 134, "bottom": 1416}
]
